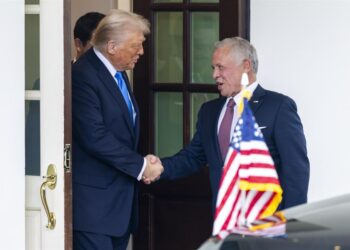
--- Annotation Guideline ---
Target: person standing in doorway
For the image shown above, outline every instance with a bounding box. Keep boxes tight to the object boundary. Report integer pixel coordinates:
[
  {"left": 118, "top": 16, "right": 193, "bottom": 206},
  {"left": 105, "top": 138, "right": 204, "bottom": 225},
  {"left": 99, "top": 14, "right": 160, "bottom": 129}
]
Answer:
[{"left": 72, "top": 9, "right": 163, "bottom": 250}]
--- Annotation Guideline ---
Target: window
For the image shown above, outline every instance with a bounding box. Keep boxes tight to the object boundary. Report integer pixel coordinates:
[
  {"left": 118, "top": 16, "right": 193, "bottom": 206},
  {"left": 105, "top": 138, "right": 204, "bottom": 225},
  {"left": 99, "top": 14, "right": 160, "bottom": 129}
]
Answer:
[
  {"left": 134, "top": 0, "right": 249, "bottom": 156},
  {"left": 25, "top": 1, "right": 41, "bottom": 176}
]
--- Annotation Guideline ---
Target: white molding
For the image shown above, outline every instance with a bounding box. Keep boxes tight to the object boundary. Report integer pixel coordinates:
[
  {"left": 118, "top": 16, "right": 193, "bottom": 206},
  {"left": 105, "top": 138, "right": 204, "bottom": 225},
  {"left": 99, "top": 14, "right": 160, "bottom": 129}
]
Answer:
[
  {"left": 25, "top": 90, "right": 41, "bottom": 100},
  {"left": 40, "top": 0, "right": 65, "bottom": 248},
  {"left": 25, "top": 4, "right": 40, "bottom": 15},
  {"left": 25, "top": 209, "right": 41, "bottom": 250}
]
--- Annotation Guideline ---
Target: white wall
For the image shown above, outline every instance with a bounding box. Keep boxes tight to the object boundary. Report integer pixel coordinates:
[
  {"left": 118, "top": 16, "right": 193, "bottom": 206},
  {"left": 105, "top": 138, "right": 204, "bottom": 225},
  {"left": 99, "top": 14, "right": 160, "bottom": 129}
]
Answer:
[
  {"left": 251, "top": 0, "right": 350, "bottom": 202},
  {"left": 0, "top": 0, "right": 25, "bottom": 248}
]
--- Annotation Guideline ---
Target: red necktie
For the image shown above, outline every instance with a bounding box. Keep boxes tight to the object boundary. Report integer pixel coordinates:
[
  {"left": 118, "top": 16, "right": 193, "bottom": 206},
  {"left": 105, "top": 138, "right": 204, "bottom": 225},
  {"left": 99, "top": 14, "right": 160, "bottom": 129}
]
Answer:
[{"left": 218, "top": 98, "right": 235, "bottom": 160}]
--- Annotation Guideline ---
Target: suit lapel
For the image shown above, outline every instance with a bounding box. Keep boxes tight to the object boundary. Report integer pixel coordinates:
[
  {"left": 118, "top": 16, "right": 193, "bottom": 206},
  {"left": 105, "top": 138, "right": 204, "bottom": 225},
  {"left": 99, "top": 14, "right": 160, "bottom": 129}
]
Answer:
[
  {"left": 87, "top": 49, "right": 136, "bottom": 137},
  {"left": 249, "top": 84, "right": 266, "bottom": 115}
]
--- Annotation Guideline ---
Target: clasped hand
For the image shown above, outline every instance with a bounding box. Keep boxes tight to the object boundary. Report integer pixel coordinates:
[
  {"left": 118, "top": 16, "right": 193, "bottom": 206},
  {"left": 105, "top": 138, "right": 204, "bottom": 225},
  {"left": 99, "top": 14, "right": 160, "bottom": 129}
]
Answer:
[{"left": 142, "top": 154, "right": 163, "bottom": 185}]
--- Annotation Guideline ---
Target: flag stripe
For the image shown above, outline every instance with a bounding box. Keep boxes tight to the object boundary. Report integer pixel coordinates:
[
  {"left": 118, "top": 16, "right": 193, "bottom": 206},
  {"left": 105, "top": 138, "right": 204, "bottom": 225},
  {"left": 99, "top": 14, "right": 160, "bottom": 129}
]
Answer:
[
  {"left": 239, "top": 154, "right": 274, "bottom": 165},
  {"left": 239, "top": 168, "right": 279, "bottom": 178},
  {"left": 240, "top": 163, "right": 275, "bottom": 169},
  {"left": 240, "top": 149, "right": 270, "bottom": 155},
  {"left": 215, "top": 154, "right": 240, "bottom": 217},
  {"left": 240, "top": 140, "right": 268, "bottom": 150},
  {"left": 244, "top": 191, "right": 263, "bottom": 219},
  {"left": 221, "top": 190, "right": 241, "bottom": 230}
]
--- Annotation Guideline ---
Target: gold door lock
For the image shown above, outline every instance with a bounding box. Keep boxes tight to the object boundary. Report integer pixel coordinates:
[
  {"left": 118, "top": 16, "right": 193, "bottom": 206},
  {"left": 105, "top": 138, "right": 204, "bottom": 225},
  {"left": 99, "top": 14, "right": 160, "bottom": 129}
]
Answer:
[{"left": 40, "top": 164, "right": 57, "bottom": 230}]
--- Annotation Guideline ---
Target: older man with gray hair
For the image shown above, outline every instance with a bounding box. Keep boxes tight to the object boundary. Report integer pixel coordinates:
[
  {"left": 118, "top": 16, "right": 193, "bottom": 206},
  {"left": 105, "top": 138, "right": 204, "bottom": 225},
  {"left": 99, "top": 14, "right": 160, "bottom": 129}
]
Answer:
[
  {"left": 72, "top": 9, "right": 163, "bottom": 250},
  {"left": 161, "top": 36, "right": 310, "bottom": 218}
]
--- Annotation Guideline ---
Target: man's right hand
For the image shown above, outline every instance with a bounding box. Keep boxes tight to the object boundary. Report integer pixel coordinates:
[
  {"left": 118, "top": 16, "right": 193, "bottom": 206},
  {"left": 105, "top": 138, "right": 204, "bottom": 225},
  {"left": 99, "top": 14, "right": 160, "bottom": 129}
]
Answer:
[{"left": 142, "top": 154, "right": 163, "bottom": 184}]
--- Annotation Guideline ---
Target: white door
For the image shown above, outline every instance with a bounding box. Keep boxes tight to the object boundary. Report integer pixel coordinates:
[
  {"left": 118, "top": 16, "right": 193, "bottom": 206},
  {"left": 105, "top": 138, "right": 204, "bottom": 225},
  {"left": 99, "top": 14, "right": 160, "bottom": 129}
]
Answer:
[{"left": 25, "top": 0, "right": 66, "bottom": 249}]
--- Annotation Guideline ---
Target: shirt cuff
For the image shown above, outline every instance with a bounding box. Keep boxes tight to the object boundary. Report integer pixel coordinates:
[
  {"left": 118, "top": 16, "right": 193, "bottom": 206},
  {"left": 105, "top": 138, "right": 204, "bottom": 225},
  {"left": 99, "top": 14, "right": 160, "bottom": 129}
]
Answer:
[{"left": 137, "top": 158, "right": 147, "bottom": 181}]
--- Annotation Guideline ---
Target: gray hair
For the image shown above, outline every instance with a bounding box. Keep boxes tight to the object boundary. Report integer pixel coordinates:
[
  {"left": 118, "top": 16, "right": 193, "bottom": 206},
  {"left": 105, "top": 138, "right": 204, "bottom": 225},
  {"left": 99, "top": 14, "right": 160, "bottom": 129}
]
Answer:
[
  {"left": 214, "top": 37, "right": 259, "bottom": 74},
  {"left": 92, "top": 9, "right": 150, "bottom": 51}
]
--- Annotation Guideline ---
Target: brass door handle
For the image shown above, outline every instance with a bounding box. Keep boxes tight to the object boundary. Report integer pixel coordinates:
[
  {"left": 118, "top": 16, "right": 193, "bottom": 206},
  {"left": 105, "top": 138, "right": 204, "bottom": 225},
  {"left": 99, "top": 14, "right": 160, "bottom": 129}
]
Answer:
[{"left": 40, "top": 164, "right": 57, "bottom": 230}]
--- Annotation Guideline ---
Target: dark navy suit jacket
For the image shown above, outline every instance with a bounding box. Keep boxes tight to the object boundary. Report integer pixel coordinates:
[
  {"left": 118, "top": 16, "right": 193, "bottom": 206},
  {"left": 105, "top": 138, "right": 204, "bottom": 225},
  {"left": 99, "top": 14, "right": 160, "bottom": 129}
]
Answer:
[
  {"left": 162, "top": 85, "right": 310, "bottom": 212},
  {"left": 72, "top": 48, "right": 143, "bottom": 236}
]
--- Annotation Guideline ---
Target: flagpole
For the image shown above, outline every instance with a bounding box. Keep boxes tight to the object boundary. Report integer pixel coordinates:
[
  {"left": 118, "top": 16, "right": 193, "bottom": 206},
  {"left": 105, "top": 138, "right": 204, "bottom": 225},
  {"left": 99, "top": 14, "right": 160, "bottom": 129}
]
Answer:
[
  {"left": 240, "top": 72, "right": 249, "bottom": 227},
  {"left": 241, "top": 72, "right": 249, "bottom": 88}
]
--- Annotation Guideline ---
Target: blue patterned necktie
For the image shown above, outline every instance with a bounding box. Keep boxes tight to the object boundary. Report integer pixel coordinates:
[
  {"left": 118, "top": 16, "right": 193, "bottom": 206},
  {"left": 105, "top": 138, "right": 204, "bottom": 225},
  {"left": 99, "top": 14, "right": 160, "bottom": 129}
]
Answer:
[{"left": 114, "top": 71, "right": 134, "bottom": 123}]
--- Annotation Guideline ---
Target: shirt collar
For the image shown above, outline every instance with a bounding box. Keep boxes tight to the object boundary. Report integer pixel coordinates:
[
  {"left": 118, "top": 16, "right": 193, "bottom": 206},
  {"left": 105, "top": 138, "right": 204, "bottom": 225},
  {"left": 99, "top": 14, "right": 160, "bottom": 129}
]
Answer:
[
  {"left": 93, "top": 47, "right": 118, "bottom": 77},
  {"left": 231, "top": 81, "right": 258, "bottom": 104}
]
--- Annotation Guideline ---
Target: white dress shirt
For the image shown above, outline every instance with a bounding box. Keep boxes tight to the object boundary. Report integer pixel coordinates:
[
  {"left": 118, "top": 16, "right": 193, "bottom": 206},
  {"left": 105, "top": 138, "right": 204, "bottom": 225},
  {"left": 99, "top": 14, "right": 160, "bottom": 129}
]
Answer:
[{"left": 217, "top": 81, "right": 258, "bottom": 141}]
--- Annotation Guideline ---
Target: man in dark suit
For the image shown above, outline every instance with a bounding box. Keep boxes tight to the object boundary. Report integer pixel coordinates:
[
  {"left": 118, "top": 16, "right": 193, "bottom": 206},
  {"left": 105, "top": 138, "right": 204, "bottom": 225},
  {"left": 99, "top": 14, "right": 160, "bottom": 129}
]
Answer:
[
  {"left": 72, "top": 9, "right": 163, "bottom": 250},
  {"left": 160, "top": 37, "right": 310, "bottom": 213}
]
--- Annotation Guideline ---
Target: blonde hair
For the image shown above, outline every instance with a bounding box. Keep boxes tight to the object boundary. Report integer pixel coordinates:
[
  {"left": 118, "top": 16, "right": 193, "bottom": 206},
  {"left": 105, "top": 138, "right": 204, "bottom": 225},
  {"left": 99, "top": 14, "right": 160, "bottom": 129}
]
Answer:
[{"left": 92, "top": 9, "right": 150, "bottom": 51}]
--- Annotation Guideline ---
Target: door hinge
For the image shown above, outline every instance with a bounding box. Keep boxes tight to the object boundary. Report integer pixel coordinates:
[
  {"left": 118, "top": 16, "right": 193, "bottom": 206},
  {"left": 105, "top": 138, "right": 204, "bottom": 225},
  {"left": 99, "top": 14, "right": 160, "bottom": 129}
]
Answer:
[{"left": 64, "top": 144, "right": 71, "bottom": 173}]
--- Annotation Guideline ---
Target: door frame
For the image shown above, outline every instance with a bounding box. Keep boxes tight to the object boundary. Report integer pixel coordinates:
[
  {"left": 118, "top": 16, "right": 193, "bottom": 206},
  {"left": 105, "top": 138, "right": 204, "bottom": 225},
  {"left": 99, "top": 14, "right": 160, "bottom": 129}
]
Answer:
[{"left": 64, "top": 0, "right": 73, "bottom": 249}]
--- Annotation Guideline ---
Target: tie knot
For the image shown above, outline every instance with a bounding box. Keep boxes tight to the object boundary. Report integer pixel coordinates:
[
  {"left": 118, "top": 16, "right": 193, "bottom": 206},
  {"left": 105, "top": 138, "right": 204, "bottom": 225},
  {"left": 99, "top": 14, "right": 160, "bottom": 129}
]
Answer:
[
  {"left": 115, "top": 72, "right": 124, "bottom": 87},
  {"left": 115, "top": 71, "right": 123, "bottom": 79},
  {"left": 227, "top": 98, "right": 235, "bottom": 108}
]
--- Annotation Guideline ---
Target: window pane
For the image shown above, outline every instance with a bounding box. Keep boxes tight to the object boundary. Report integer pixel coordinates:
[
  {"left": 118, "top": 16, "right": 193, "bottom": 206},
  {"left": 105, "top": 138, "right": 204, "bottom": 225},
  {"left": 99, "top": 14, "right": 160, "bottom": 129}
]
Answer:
[
  {"left": 191, "top": 12, "right": 219, "bottom": 84},
  {"left": 191, "top": 93, "right": 218, "bottom": 138},
  {"left": 154, "top": 0, "right": 182, "bottom": 3},
  {"left": 25, "top": 14, "right": 40, "bottom": 90},
  {"left": 25, "top": 100, "right": 41, "bottom": 176},
  {"left": 155, "top": 12, "right": 183, "bottom": 83},
  {"left": 155, "top": 92, "right": 183, "bottom": 157},
  {"left": 191, "top": 0, "right": 218, "bottom": 2}
]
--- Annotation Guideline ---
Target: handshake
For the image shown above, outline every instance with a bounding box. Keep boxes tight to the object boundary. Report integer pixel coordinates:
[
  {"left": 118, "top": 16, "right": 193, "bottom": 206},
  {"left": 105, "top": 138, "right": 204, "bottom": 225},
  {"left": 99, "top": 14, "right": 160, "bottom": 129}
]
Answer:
[{"left": 142, "top": 154, "right": 163, "bottom": 185}]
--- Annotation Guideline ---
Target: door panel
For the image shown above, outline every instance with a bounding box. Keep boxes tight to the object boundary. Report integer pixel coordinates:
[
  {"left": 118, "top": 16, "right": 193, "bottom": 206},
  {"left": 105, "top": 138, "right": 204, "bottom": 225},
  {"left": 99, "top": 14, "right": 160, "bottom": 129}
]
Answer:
[
  {"left": 25, "top": 0, "right": 66, "bottom": 249},
  {"left": 26, "top": 176, "right": 42, "bottom": 249}
]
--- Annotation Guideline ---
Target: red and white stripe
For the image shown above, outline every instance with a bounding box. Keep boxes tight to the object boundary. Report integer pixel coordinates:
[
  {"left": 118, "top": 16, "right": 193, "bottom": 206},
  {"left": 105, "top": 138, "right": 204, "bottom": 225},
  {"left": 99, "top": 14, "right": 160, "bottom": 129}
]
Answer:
[{"left": 213, "top": 139, "right": 281, "bottom": 239}]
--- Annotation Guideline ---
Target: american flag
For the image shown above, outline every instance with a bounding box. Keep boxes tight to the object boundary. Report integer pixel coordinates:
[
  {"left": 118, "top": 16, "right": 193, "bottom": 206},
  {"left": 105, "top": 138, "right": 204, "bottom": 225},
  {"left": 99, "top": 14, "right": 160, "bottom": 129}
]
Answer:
[{"left": 213, "top": 93, "right": 283, "bottom": 239}]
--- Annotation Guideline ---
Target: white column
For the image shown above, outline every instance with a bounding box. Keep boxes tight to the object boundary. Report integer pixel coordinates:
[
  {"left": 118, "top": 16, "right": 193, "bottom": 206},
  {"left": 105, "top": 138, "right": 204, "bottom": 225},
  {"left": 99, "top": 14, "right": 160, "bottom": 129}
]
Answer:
[{"left": 0, "top": 0, "right": 25, "bottom": 249}]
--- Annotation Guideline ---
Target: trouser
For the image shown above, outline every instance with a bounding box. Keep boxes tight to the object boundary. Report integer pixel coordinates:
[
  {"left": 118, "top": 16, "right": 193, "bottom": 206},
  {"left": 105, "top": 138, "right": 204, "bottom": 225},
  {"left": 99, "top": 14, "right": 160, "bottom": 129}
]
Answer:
[{"left": 73, "top": 230, "right": 130, "bottom": 250}]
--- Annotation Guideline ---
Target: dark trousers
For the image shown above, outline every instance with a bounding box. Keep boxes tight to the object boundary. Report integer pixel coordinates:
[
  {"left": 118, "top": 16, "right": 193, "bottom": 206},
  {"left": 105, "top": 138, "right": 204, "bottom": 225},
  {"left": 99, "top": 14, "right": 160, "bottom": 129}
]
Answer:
[{"left": 73, "top": 230, "right": 130, "bottom": 250}]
